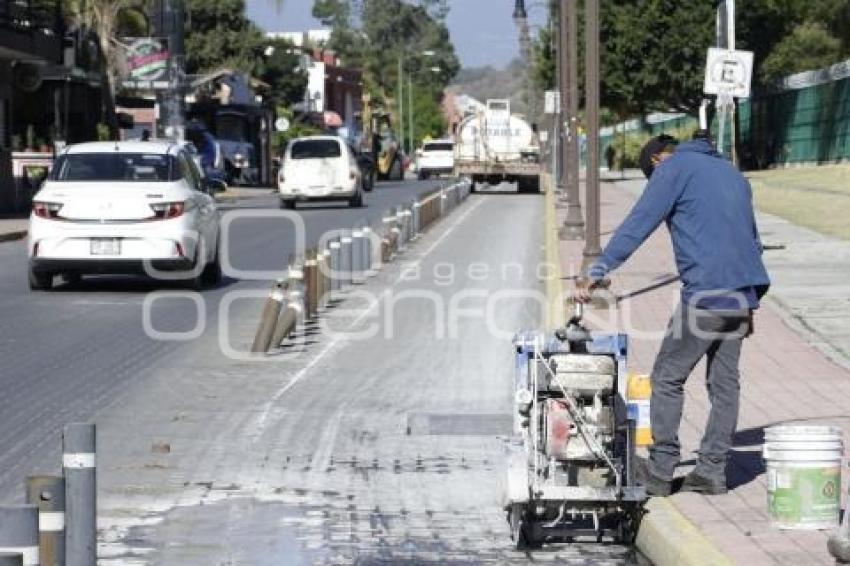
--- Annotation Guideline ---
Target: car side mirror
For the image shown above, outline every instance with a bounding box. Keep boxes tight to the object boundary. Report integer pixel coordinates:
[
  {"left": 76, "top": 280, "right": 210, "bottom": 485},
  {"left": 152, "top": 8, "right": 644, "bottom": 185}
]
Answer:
[{"left": 204, "top": 177, "right": 227, "bottom": 194}]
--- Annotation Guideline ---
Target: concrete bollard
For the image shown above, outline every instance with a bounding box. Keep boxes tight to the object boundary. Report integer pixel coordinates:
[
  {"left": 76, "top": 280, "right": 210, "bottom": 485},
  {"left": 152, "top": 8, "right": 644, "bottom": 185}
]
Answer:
[
  {"left": 25, "top": 476, "right": 64, "bottom": 566},
  {"left": 351, "top": 228, "right": 364, "bottom": 284},
  {"left": 329, "top": 240, "right": 341, "bottom": 292},
  {"left": 340, "top": 234, "right": 352, "bottom": 287},
  {"left": 0, "top": 553, "right": 24, "bottom": 566},
  {"left": 63, "top": 423, "right": 95, "bottom": 566},
  {"left": 250, "top": 280, "right": 287, "bottom": 353},
  {"left": 0, "top": 506, "right": 39, "bottom": 566}
]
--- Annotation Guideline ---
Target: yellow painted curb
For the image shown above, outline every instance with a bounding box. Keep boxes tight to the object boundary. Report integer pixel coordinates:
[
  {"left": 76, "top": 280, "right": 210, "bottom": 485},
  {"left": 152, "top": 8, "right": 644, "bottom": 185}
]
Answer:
[
  {"left": 541, "top": 174, "right": 565, "bottom": 329},
  {"left": 636, "top": 498, "right": 733, "bottom": 566}
]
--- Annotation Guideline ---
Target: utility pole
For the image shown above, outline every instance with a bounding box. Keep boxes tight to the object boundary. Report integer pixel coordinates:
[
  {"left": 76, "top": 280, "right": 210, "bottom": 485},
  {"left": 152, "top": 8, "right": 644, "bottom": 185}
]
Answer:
[
  {"left": 559, "top": 0, "right": 585, "bottom": 240},
  {"left": 581, "top": 0, "right": 601, "bottom": 264},
  {"left": 155, "top": 0, "right": 186, "bottom": 141}
]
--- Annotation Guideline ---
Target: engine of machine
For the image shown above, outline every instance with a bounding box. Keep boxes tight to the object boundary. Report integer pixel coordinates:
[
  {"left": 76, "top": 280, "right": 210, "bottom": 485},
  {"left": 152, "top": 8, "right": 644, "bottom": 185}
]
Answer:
[{"left": 538, "top": 353, "right": 617, "bottom": 481}]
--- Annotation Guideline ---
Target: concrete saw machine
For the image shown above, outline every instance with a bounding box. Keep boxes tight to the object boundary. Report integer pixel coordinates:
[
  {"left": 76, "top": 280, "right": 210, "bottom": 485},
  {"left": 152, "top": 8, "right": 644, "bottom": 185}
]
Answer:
[{"left": 506, "top": 304, "right": 647, "bottom": 548}]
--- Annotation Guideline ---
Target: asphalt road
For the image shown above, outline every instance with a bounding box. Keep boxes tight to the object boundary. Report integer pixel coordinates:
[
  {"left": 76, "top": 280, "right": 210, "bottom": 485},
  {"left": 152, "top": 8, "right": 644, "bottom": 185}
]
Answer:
[
  {"left": 0, "top": 179, "right": 441, "bottom": 503},
  {"left": 1, "top": 180, "right": 640, "bottom": 563}
]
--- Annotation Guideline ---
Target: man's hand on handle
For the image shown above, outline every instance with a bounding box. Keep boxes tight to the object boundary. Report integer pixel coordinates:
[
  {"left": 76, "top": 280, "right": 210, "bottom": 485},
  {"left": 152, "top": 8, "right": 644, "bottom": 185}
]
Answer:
[{"left": 573, "top": 277, "right": 611, "bottom": 304}]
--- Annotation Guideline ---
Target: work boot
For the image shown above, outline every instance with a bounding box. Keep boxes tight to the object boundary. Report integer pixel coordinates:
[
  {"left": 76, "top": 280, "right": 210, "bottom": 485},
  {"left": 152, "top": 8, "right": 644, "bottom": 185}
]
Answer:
[
  {"left": 679, "top": 471, "right": 728, "bottom": 495},
  {"left": 634, "top": 457, "right": 672, "bottom": 497}
]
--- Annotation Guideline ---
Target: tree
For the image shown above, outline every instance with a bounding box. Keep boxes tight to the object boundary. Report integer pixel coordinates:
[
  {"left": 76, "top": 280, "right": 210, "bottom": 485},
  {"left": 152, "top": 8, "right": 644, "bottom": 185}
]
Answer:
[
  {"left": 312, "top": 0, "right": 461, "bottom": 145},
  {"left": 760, "top": 22, "right": 843, "bottom": 83},
  {"left": 185, "top": 0, "right": 266, "bottom": 75},
  {"left": 64, "top": 0, "right": 151, "bottom": 135},
  {"left": 185, "top": 0, "right": 305, "bottom": 106},
  {"left": 257, "top": 39, "right": 308, "bottom": 106}
]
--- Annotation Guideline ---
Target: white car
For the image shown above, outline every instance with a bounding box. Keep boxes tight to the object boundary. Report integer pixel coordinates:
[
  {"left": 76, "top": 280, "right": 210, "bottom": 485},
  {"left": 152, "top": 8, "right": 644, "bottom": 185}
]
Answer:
[
  {"left": 28, "top": 141, "right": 223, "bottom": 291},
  {"left": 278, "top": 136, "right": 364, "bottom": 209},
  {"left": 416, "top": 140, "right": 454, "bottom": 180}
]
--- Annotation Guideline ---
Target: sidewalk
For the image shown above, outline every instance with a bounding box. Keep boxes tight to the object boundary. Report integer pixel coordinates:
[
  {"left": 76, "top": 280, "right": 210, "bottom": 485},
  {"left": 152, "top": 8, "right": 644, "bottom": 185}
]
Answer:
[
  {"left": 0, "top": 217, "right": 28, "bottom": 242},
  {"left": 552, "top": 175, "right": 850, "bottom": 565}
]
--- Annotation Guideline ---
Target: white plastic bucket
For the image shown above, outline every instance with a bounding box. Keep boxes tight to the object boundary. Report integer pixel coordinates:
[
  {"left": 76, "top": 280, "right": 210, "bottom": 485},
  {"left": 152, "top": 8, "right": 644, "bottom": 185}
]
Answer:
[{"left": 763, "top": 425, "right": 844, "bottom": 530}]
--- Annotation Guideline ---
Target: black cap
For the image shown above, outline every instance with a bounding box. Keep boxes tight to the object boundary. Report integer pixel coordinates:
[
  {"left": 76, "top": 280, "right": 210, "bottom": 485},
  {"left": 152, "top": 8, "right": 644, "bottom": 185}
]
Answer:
[{"left": 639, "top": 134, "right": 678, "bottom": 179}]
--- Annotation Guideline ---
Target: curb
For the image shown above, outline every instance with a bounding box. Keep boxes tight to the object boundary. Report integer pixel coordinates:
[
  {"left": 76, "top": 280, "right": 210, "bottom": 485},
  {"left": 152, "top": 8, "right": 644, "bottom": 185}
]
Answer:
[
  {"left": 636, "top": 498, "right": 733, "bottom": 566},
  {"left": 0, "top": 230, "right": 27, "bottom": 243},
  {"left": 540, "top": 174, "right": 732, "bottom": 565}
]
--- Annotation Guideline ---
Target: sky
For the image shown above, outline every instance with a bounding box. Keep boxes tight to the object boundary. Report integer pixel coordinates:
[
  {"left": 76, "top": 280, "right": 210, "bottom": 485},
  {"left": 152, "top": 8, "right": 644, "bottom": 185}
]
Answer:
[{"left": 245, "top": 0, "right": 548, "bottom": 70}]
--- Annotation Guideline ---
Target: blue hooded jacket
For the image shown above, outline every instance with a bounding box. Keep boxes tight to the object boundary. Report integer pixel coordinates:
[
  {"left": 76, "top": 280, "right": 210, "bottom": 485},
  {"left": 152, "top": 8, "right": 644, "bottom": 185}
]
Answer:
[{"left": 589, "top": 139, "right": 770, "bottom": 306}]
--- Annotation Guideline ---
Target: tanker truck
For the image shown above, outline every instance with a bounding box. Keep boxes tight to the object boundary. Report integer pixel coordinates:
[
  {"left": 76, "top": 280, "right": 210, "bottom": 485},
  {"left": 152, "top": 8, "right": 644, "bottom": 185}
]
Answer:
[{"left": 453, "top": 99, "right": 541, "bottom": 193}]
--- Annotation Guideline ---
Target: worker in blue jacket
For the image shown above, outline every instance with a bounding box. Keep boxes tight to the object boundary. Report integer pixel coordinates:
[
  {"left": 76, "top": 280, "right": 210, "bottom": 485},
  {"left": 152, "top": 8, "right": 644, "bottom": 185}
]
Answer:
[{"left": 576, "top": 134, "right": 770, "bottom": 496}]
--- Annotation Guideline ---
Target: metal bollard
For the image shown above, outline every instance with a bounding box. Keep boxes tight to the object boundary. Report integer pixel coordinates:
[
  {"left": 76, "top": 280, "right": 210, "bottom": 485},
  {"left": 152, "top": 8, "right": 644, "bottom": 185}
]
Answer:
[
  {"left": 0, "top": 553, "right": 23, "bottom": 566},
  {"left": 412, "top": 201, "right": 421, "bottom": 238},
  {"left": 329, "top": 240, "right": 341, "bottom": 292},
  {"left": 323, "top": 248, "right": 332, "bottom": 304},
  {"left": 250, "top": 280, "right": 287, "bottom": 353},
  {"left": 0, "top": 506, "right": 38, "bottom": 566},
  {"left": 351, "top": 228, "right": 364, "bottom": 284},
  {"left": 304, "top": 251, "right": 318, "bottom": 319},
  {"left": 271, "top": 267, "right": 301, "bottom": 347},
  {"left": 361, "top": 226, "right": 373, "bottom": 275},
  {"left": 404, "top": 208, "right": 413, "bottom": 243},
  {"left": 340, "top": 234, "right": 352, "bottom": 287},
  {"left": 316, "top": 249, "right": 327, "bottom": 309},
  {"left": 63, "top": 423, "right": 95, "bottom": 566},
  {"left": 25, "top": 476, "right": 64, "bottom": 566}
]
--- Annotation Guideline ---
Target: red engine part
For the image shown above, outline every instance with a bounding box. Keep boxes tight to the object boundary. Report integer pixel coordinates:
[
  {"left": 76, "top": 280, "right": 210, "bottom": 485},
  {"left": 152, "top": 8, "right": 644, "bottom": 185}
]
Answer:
[{"left": 545, "top": 399, "right": 573, "bottom": 460}]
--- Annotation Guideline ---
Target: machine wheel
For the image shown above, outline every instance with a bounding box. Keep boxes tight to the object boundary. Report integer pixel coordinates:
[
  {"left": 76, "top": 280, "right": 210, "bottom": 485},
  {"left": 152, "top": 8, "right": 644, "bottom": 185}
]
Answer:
[
  {"left": 508, "top": 504, "right": 541, "bottom": 550},
  {"left": 28, "top": 267, "right": 53, "bottom": 291}
]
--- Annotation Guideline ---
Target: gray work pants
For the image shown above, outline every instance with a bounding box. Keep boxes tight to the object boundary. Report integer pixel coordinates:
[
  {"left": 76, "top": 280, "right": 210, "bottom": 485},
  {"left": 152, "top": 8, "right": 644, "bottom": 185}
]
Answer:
[{"left": 648, "top": 303, "right": 750, "bottom": 481}]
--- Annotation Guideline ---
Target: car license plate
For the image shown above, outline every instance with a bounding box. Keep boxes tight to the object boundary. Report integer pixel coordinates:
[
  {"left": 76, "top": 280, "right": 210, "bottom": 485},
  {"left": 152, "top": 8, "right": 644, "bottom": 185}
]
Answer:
[{"left": 90, "top": 238, "right": 121, "bottom": 255}]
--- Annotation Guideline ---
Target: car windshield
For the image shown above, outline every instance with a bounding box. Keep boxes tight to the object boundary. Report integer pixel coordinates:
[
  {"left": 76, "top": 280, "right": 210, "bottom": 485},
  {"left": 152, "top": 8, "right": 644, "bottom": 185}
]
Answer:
[
  {"left": 424, "top": 143, "right": 453, "bottom": 152},
  {"left": 52, "top": 153, "right": 178, "bottom": 182},
  {"left": 290, "top": 139, "right": 342, "bottom": 160}
]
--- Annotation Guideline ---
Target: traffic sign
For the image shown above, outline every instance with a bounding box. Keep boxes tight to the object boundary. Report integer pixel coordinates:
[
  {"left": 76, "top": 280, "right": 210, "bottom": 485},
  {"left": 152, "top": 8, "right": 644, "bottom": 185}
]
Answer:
[
  {"left": 704, "top": 48, "right": 754, "bottom": 99},
  {"left": 274, "top": 117, "right": 290, "bottom": 132}
]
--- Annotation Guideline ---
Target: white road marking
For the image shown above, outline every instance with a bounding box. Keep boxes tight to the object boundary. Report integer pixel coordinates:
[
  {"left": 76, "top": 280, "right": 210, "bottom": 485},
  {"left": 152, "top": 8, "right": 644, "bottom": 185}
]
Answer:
[{"left": 251, "top": 196, "right": 487, "bottom": 436}]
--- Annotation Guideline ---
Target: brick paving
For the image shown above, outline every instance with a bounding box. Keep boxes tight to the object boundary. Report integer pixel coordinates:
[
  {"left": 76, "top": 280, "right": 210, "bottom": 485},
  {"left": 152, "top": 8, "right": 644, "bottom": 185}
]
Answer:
[{"left": 555, "top": 176, "right": 850, "bottom": 565}]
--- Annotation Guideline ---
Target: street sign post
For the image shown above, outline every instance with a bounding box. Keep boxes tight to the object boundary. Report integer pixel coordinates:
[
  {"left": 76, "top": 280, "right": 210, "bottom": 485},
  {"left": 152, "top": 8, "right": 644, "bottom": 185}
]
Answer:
[{"left": 703, "top": 47, "right": 754, "bottom": 99}]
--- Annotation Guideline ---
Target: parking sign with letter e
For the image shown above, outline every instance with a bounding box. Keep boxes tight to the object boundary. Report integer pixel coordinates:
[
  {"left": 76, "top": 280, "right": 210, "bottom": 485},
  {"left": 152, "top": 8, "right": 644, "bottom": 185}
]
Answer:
[{"left": 704, "top": 47, "right": 754, "bottom": 99}]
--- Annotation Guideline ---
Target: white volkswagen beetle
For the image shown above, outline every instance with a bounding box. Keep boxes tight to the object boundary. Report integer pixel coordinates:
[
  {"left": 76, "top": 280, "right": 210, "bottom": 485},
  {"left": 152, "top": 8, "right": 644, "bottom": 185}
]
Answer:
[
  {"left": 27, "top": 141, "right": 223, "bottom": 291},
  {"left": 277, "top": 136, "right": 364, "bottom": 209}
]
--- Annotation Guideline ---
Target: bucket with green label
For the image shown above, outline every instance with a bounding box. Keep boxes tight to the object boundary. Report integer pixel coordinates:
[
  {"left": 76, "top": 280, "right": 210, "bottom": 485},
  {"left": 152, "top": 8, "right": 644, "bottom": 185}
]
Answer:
[{"left": 763, "top": 425, "right": 843, "bottom": 530}]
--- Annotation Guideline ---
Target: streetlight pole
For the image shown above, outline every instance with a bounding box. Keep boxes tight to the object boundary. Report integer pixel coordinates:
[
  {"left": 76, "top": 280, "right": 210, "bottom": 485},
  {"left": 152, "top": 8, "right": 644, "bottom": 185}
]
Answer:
[
  {"left": 559, "top": 0, "right": 585, "bottom": 240},
  {"left": 581, "top": 0, "right": 601, "bottom": 264},
  {"left": 155, "top": 0, "right": 186, "bottom": 140},
  {"left": 408, "top": 73, "right": 413, "bottom": 153},
  {"left": 398, "top": 56, "right": 404, "bottom": 154}
]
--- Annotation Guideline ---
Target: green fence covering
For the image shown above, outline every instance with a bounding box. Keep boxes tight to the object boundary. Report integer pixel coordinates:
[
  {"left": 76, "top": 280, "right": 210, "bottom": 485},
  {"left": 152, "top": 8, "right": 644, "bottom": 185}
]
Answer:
[{"left": 599, "top": 60, "right": 850, "bottom": 170}]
